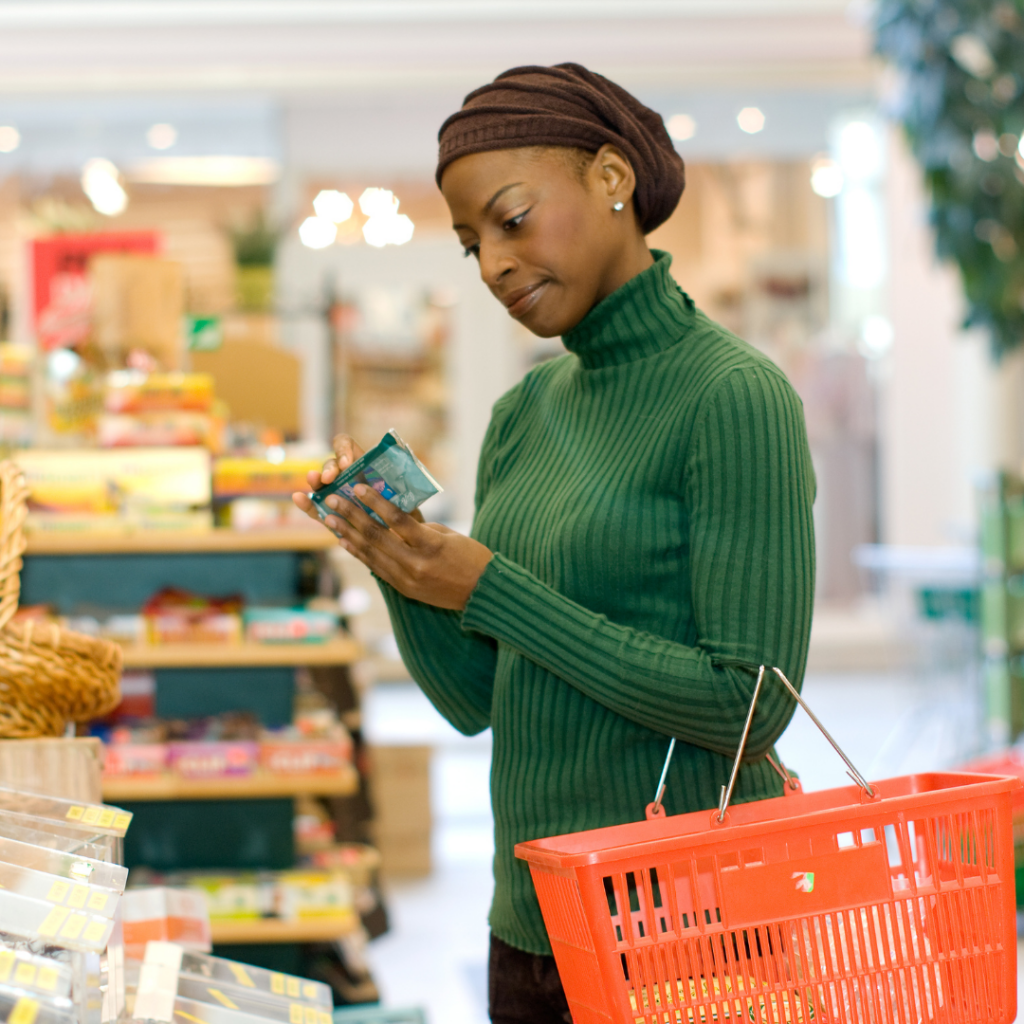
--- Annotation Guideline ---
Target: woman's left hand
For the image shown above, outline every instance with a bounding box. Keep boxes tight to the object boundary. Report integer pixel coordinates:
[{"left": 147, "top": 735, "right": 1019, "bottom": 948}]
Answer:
[{"left": 324, "top": 485, "right": 494, "bottom": 611}]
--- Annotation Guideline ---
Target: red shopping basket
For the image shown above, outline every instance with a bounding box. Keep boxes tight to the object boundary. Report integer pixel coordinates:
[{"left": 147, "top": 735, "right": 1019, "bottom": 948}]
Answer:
[{"left": 515, "top": 667, "right": 1020, "bottom": 1024}]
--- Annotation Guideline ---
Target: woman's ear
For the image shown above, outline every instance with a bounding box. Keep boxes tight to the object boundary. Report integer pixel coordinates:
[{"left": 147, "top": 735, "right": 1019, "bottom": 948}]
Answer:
[{"left": 591, "top": 143, "right": 637, "bottom": 207}]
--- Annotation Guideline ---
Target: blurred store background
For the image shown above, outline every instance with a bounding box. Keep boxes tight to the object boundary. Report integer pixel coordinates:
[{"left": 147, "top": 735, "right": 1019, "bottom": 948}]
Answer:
[{"left": 1, "top": 0, "right": 1024, "bottom": 1021}]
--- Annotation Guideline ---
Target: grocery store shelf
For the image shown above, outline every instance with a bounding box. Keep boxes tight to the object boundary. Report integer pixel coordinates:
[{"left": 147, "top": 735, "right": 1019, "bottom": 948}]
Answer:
[
  {"left": 210, "top": 915, "right": 358, "bottom": 945},
  {"left": 120, "top": 636, "right": 362, "bottom": 668},
  {"left": 24, "top": 527, "right": 337, "bottom": 556},
  {"left": 102, "top": 765, "right": 359, "bottom": 802}
]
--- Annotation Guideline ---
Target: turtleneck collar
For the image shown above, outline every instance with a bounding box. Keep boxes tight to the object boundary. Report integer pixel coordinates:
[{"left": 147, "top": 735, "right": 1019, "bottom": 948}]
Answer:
[{"left": 561, "top": 250, "right": 694, "bottom": 370}]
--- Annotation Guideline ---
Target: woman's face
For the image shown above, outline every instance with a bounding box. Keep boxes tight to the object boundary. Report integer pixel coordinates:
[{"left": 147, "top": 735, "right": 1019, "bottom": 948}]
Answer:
[{"left": 441, "top": 145, "right": 641, "bottom": 338}]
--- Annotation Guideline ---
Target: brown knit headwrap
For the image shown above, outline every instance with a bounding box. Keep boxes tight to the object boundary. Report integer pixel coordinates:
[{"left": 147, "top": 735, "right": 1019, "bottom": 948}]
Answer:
[{"left": 436, "top": 63, "right": 685, "bottom": 235}]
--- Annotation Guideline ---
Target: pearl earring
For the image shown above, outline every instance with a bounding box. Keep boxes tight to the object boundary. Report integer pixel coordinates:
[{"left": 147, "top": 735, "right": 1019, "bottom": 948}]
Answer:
[{"left": 613, "top": 202, "right": 624, "bottom": 211}]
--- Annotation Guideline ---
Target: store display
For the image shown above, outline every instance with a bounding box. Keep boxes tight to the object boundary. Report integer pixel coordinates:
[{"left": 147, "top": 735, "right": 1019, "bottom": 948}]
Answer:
[
  {"left": 15, "top": 448, "right": 212, "bottom": 535},
  {"left": 120, "top": 888, "right": 212, "bottom": 959},
  {"left": 243, "top": 608, "right": 339, "bottom": 644},
  {"left": 309, "top": 430, "right": 441, "bottom": 529},
  {"left": 213, "top": 457, "right": 326, "bottom": 530},
  {"left": 143, "top": 588, "right": 244, "bottom": 646},
  {"left": 0, "top": 345, "right": 33, "bottom": 447}
]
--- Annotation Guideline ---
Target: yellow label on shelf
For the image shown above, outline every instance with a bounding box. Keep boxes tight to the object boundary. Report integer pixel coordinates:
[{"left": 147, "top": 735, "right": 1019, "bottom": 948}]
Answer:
[
  {"left": 175, "top": 1011, "right": 210, "bottom": 1024},
  {"left": 13, "top": 963, "right": 36, "bottom": 987},
  {"left": 97, "top": 809, "right": 115, "bottom": 828},
  {"left": 65, "top": 806, "right": 84, "bottom": 821},
  {"left": 9, "top": 997, "right": 38, "bottom": 1024},
  {"left": 303, "top": 1007, "right": 317, "bottom": 1024},
  {"left": 270, "top": 974, "right": 285, "bottom": 996},
  {"left": 36, "top": 968, "right": 57, "bottom": 993},
  {"left": 87, "top": 891, "right": 109, "bottom": 912},
  {"left": 318, "top": 1013, "right": 331, "bottom": 1024},
  {"left": 301, "top": 984, "right": 317, "bottom": 1001},
  {"left": 81, "top": 807, "right": 100, "bottom": 825},
  {"left": 114, "top": 813, "right": 132, "bottom": 830},
  {"left": 83, "top": 921, "right": 106, "bottom": 944},
  {"left": 285, "top": 978, "right": 300, "bottom": 998},
  {"left": 0, "top": 950, "right": 13, "bottom": 982},
  {"left": 46, "top": 881, "right": 69, "bottom": 904},
  {"left": 288, "top": 1005, "right": 302, "bottom": 1024},
  {"left": 227, "top": 964, "right": 254, "bottom": 988},
  {"left": 206, "top": 990, "right": 238, "bottom": 1010},
  {"left": 37, "top": 907, "right": 69, "bottom": 937},
  {"left": 59, "top": 913, "right": 86, "bottom": 941},
  {"left": 67, "top": 885, "right": 88, "bottom": 909}
]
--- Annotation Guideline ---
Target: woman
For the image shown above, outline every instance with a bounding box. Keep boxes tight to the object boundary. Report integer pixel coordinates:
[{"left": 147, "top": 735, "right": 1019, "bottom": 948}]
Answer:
[{"left": 294, "top": 63, "right": 816, "bottom": 1024}]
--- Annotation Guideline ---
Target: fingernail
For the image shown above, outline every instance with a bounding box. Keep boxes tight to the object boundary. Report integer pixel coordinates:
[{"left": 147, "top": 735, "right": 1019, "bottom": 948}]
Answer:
[{"left": 354, "top": 484, "right": 367, "bottom": 496}]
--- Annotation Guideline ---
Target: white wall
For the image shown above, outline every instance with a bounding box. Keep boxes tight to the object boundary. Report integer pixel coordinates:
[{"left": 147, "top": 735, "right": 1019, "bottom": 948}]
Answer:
[{"left": 882, "top": 131, "right": 1024, "bottom": 547}]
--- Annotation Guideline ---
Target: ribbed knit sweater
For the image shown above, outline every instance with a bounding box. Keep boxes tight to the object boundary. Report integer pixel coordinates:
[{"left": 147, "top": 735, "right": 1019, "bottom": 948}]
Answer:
[{"left": 378, "top": 251, "right": 816, "bottom": 955}]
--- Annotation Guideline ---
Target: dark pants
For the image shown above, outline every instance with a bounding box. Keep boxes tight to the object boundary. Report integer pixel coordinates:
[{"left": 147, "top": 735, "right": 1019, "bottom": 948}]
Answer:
[{"left": 488, "top": 933, "right": 572, "bottom": 1024}]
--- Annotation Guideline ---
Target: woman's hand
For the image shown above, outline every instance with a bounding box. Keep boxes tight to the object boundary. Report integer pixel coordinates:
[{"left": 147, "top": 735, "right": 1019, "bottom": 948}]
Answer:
[{"left": 291, "top": 434, "right": 492, "bottom": 610}]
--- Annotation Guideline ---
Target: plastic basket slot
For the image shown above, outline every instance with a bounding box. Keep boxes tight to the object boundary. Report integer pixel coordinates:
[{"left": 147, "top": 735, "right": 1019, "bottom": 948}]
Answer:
[{"left": 529, "top": 869, "right": 593, "bottom": 952}]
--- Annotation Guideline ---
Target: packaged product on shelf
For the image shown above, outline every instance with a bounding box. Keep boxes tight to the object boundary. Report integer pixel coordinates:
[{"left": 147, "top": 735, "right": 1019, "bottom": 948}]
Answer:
[
  {"left": 120, "top": 888, "right": 212, "bottom": 959},
  {"left": 243, "top": 608, "right": 339, "bottom": 645},
  {"left": 166, "top": 742, "right": 259, "bottom": 779},
  {"left": 104, "top": 372, "right": 215, "bottom": 414},
  {"left": 303, "top": 844, "right": 380, "bottom": 889},
  {"left": 260, "top": 735, "right": 352, "bottom": 776},
  {"left": 102, "top": 743, "right": 168, "bottom": 778},
  {"left": 178, "top": 875, "right": 268, "bottom": 921},
  {"left": 98, "top": 412, "right": 218, "bottom": 449},
  {"left": 143, "top": 588, "right": 243, "bottom": 645},
  {"left": 274, "top": 872, "right": 353, "bottom": 922},
  {"left": 309, "top": 430, "right": 441, "bottom": 528},
  {"left": 16, "top": 448, "right": 212, "bottom": 535}
]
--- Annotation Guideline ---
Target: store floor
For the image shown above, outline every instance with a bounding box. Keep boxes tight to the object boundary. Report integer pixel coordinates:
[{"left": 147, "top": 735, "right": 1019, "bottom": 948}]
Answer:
[{"left": 363, "top": 663, "right": 1012, "bottom": 1024}]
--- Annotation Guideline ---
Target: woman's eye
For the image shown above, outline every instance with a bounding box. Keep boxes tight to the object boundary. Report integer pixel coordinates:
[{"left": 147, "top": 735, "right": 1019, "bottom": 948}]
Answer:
[
  {"left": 462, "top": 243, "right": 480, "bottom": 260},
  {"left": 503, "top": 210, "right": 529, "bottom": 231}
]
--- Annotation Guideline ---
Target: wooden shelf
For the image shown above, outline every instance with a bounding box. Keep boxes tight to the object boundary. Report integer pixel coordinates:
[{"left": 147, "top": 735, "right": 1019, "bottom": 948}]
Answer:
[
  {"left": 210, "top": 915, "right": 358, "bottom": 945},
  {"left": 24, "top": 527, "right": 337, "bottom": 556},
  {"left": 102, "top": 765, "right": 359, "bottom": 803},
  {"left": 119, "top": 636, "right": 362, "bottom": 669}
]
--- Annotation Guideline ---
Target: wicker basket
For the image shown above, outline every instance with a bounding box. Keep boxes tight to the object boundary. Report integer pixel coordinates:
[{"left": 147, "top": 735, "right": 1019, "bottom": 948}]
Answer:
[{"left": 0, "top": 461, "right": 122, "bottom": 738}]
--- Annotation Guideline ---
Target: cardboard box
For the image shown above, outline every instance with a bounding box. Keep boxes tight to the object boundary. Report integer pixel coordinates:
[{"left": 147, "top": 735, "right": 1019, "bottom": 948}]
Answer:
[
  {"left": 90, "top": 254, "right": 184, "bottom": 369},
  {"left": 367, "top": 745, "right": 432, "bottom": 878},
  {"left": 121, "top": 887, "right": 211, "bottom": 959}
]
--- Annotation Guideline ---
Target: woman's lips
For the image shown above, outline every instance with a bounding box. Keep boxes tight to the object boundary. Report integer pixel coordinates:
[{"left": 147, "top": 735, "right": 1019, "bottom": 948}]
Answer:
[{"left": 504, "top": 282, "right": 547, "bottom": 319}]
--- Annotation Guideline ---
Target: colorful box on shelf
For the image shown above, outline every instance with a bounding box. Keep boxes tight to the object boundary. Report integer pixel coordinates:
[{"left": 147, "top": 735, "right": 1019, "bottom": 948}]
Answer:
[
  {"left": 105, "top": 372, "right": 215, "bottom": 414},
  {"left": 213, "top": 458, "right": 326, "bottom": 499},
  {"left": 121, "top": 887, "right": 212, "bottom": 960},
  {"left": 260, "top": 739, "right": 352, "bottom": 776},
  {"left": 103, "top": 744, "right": 168, "bottom": 778},
  {"left": 145, "top": 611, "right": 242, "bottom": 645},
  {"left": 182, "top": 876, "right": 267, "bottom": 921},
  {"left": 98, "top": 412, "right": 218, "bottom": 449},
  {"left": 167, "top": 743, "right": 259, "bottom": 779},
  {"left": 244, "top": 608, "right": 339, "bottom": 644},
  {"left": 273, "top": 872, "right": 353, "bottom": 921}
]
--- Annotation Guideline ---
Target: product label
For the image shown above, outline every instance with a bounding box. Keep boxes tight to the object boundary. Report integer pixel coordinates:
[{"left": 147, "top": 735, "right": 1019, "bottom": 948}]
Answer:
[
  {"left": 227, "top": 964, "right": 254, "bottom": 988},
  {"left": 8, "top": 998, "right": 38, "bottom": 1024},
  {"left": 46, "top": 881, "right": 70, "bottom": 904},
  {"left": 37, "top": 907, "right": 69, "bottom": 937},
  {"left": 67, "top": 885, "right": 88, "bottom": 909}
]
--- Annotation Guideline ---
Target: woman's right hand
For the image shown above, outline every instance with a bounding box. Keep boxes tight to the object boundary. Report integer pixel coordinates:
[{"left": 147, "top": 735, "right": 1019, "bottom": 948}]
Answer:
[{"left": 292, "top": 433, "right": 366, "bottom": 524}]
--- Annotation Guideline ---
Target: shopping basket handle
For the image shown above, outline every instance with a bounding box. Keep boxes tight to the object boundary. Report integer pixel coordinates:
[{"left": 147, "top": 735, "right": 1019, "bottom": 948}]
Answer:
[{"left": 647, "top": 665, "right": 875, "bottom": 823}]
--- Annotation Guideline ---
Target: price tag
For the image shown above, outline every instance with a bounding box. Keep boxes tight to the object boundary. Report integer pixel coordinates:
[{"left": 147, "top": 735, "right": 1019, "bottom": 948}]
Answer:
[{"left": 8, "top": 997, "right": 38, "bottom": 1024}]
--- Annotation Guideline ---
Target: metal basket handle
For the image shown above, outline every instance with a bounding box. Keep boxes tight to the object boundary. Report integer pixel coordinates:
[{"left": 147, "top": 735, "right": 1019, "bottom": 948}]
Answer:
[{"left": 648, "top": 665, "right": 874, "bottom": 822}]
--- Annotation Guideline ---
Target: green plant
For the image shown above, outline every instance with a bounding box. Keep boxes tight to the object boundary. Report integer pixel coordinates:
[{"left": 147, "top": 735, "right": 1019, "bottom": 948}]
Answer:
[
  {"left": 228, "top": 210, "right": 278, "bottom": 268},
  {"left": 875, "top": 0, "right": 1024, "bottom": 357}
]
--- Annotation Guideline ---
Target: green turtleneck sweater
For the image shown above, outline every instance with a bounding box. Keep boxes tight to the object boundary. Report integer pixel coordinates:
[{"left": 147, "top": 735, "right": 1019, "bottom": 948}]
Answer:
[{"left": 378, "top": 251, "right": 816, "bottom": 955}]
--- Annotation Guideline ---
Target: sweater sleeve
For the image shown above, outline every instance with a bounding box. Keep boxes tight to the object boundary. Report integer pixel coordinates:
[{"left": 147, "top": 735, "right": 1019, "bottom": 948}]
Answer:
[
  {"left": 460, "top": 366, "right": 816, "bottom": 758},
  {"left": 370, "top": 387, "right": 524, "bottom": 736}
]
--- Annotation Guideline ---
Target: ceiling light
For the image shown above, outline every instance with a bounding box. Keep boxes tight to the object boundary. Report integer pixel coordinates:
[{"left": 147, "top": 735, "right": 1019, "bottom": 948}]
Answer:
[
  {"left": 299, "top": 216, "right": 337, "bottom": 249},
  {"left": 147, "top": 123, "right": 177, "bottom": 150},
  {"left": 0, "top": 126, "right": 20, "bottom": 153},
  {"left": 737, "top": 107, "right": 765, "bottom": 134},
  {"left": 838, "top": 121, "right": 883, "bottom": 179},
  {"left": 127, "top": 156, "right": 279, "bottom": 186},
  {"left": 666, "top": 114, "right": 696, "bottom": 142},
  {"left": 810, "top": 156, "right": 843, "bottom": 198},
  {"left": 313, "top": 190, "right": 354, "bottom": 223},
  {"left": 362, "top": 213, "right": 414, "bottom": 248},
  {"left": 359, "top": 188, "right": 399, "bottom": 219},
  {"left": 81, "top": 158, "right": 128, "bottom": 216}
]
